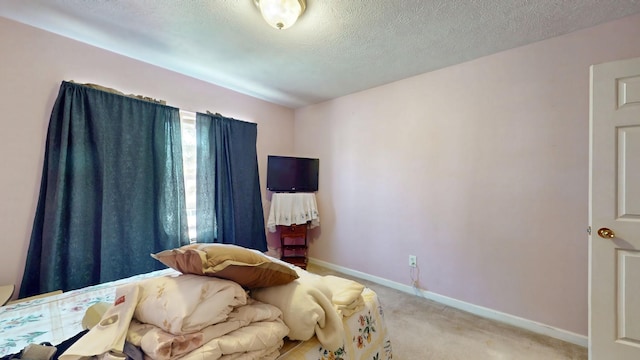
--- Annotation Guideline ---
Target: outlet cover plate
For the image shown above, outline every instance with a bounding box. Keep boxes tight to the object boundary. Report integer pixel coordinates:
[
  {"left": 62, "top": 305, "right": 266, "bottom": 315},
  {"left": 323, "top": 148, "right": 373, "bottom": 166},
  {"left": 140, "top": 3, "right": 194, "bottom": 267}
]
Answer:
[{"left": 409, "top": 255, "right": 417, "bottom": 267}]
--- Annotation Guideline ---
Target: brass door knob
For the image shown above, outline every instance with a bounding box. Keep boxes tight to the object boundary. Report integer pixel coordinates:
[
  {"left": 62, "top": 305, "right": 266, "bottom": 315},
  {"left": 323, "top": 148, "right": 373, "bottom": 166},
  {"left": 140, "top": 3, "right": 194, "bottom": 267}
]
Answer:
[{"left": 597, "top": 228, "right": 615, "bottom": 239}]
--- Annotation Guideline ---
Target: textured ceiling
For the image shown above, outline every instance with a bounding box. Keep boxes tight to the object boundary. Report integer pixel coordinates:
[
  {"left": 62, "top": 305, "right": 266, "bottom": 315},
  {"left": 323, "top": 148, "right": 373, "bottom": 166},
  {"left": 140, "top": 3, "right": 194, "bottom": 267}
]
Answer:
[{"left": 1, "top": 0, "right": 640, "bottom": 108}]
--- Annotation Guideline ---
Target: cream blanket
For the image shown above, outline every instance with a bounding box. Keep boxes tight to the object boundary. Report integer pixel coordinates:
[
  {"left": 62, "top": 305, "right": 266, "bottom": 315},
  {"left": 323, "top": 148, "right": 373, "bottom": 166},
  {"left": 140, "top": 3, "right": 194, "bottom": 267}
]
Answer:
[
  {"left": 134, "top": 274, "right": 247, "bottom": 335},
  {"left": 62, "top": 274, "right": 287, "bottom": 360},
  {"left": 179, "top": 323, "right": 286, "bottom": 360},
  {"left": 127, "top": 299, "right": 287, "bottom": 360},
  {"left": 251, "top": 268, "right": 365, "bottom": 351}
]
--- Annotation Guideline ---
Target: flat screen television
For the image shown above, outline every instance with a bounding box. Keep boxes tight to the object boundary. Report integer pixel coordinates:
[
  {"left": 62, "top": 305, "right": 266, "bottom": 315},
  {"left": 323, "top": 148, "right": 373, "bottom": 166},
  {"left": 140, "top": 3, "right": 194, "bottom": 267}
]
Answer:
[{"left": 266, "top": 155, "right": 319, "bottom": 192}]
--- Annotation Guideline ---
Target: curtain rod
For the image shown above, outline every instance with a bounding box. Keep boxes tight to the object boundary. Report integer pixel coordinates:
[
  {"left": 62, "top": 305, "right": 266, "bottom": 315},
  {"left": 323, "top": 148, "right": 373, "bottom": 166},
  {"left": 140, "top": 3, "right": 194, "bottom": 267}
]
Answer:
[
  {"left": 69, "top": 80, "right": 167, "bottom": 105},
  {"left": 205, "top": 111, "right": 255, "bottom": 124},
  {"left": 69, "top": 81, "right": 236, "bottom": 119}
]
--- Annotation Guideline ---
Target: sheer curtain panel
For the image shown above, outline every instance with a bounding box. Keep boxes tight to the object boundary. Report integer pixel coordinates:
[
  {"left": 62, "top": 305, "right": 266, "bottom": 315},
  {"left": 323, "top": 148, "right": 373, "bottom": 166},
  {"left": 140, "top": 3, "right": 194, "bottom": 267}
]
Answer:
[{"left": 20, "top": 81, "right": 189, "bottom": 297}]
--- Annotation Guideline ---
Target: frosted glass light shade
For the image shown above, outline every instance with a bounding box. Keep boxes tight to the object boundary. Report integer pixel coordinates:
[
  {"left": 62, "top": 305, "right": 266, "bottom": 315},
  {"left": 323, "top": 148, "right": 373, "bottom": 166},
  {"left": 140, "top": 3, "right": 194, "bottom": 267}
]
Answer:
[{"left": 255, "top": 0, "right": 306, "bottom": 30}]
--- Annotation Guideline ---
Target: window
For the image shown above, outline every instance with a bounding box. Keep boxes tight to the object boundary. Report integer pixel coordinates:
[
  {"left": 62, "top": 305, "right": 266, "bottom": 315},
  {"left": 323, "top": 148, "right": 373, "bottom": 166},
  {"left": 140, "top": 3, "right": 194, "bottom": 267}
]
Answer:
[{"left": 179, "top": 110, "right": 197, "bottom": 241}]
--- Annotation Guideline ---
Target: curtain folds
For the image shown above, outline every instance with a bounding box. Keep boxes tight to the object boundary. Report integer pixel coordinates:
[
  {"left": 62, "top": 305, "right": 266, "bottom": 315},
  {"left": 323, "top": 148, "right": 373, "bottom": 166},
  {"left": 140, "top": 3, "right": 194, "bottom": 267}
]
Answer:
[
  {"left": 195, "top": 113, "right": 267, "bottom": 251},
  {"left": 20, "top": 81, "right": 189, "bottom": 297}
]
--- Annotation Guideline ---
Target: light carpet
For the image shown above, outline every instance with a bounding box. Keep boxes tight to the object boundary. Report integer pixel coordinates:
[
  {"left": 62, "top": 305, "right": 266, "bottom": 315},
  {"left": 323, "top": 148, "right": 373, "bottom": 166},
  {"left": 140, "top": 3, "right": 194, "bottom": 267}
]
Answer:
[{"left": 307, "top": 264, "right": 587, "bottom": 360}]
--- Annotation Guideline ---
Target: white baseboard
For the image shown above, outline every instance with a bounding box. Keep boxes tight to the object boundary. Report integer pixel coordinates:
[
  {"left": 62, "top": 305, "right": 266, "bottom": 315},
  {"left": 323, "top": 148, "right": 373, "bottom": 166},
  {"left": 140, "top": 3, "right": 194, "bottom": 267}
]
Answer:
[{"left": 308, "top": 257, "right": 588, "bottom": 348}]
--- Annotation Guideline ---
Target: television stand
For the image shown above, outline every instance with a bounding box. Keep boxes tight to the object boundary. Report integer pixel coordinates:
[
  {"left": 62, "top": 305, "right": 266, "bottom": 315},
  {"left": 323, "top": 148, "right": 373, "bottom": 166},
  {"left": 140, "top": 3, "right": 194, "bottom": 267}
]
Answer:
[{"left": 278, "top": 223, "right": 308, "bottom": 269}]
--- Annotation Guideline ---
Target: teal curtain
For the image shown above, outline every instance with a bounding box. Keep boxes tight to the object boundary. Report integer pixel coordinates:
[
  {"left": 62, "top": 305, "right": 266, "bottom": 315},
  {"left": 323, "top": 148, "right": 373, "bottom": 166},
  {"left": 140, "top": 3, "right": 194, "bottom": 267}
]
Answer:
[
  {"left": 195, "top": 113, "right": 267, "bottom": 251},
  {"left": 20, "top": 81, "right": 189, "bottom": 297}
]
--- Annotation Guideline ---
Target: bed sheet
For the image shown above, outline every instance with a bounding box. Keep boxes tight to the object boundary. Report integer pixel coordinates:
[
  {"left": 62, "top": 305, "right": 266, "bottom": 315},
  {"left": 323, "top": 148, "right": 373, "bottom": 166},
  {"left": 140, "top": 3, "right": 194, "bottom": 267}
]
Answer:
[
  {"left": 0, "top": 269, "right": 177, "bottom": 356},
  {"left": 277, "top": 288, "right": 393, "bottom": 360}
]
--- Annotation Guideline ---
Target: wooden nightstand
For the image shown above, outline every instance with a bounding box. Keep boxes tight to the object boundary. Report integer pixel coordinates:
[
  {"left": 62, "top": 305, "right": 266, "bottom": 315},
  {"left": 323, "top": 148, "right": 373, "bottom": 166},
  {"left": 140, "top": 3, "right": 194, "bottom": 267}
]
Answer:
[{"left": 279, "top": 223, "right": 308, "bottom": 269}]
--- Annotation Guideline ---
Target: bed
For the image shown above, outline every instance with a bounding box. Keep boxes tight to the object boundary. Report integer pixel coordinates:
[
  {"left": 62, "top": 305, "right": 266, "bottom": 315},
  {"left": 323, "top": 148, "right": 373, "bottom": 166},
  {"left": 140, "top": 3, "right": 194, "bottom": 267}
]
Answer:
[{"left": 0, "top": 245, "right": 393, "bottom": 360}]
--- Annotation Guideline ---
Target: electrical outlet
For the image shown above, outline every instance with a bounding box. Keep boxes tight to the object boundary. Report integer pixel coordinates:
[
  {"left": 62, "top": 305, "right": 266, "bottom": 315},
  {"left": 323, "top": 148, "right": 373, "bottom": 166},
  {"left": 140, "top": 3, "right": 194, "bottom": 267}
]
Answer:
[{"left": 409, "top": 255, "right": 417, "bottom": 267}]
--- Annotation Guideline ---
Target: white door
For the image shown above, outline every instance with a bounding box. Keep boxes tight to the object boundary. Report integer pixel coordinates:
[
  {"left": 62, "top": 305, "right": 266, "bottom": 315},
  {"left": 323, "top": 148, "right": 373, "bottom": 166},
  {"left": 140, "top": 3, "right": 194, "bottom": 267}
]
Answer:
[{"left": 590, "top": 56, "right": 640, "bottom": 359}]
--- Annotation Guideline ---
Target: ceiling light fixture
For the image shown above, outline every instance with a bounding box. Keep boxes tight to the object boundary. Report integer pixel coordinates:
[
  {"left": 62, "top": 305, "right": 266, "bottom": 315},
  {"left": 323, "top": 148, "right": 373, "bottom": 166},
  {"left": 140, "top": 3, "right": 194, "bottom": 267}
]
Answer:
[{"left": 254, "top": 0, "right": 306, "bottom": 30}]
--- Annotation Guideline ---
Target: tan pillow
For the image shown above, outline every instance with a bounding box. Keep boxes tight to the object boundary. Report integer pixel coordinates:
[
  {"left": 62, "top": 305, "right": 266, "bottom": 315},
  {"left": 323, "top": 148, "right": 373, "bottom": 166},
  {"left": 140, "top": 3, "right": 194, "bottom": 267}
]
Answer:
[{"left": 151, "top": 243, "right": 298, "bottom": 288}]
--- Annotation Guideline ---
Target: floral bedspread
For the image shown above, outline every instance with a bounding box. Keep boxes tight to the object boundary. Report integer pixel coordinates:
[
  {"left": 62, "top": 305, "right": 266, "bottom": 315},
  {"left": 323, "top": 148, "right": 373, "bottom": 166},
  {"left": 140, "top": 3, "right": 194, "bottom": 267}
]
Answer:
[
  {"left": 278, "top": 288, "right": 393, "bottom": 360},
  {"left": 0, "top": 269, "right": 177, "bottom": 356}
]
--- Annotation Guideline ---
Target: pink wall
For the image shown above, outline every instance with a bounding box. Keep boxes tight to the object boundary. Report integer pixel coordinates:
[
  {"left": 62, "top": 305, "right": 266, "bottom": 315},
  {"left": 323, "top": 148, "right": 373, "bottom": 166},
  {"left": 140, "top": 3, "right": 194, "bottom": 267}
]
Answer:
[
  {"left": 0, "top": 17, "right": 294, "bottom": 294},
  {"left": 295, "top": 13, "right": 640, "bottom": 336}
]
